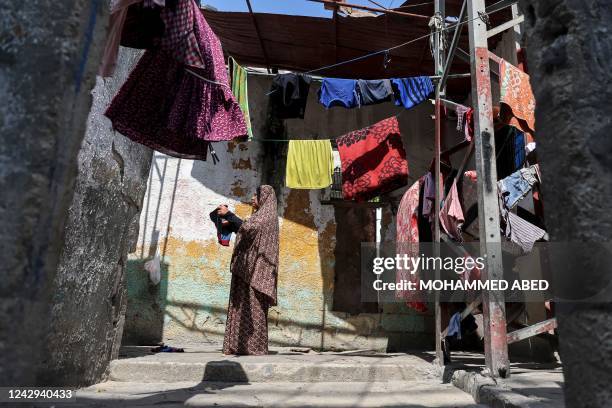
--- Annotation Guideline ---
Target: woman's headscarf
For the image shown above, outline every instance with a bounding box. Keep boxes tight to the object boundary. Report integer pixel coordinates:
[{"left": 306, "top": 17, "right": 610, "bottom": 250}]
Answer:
[{"left": 230, "top": 185, "right": 279, "bottom": 305}]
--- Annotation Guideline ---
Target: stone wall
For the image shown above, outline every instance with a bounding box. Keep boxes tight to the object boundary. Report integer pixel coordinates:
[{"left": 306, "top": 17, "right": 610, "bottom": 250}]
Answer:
[
  {"left": 519, "top": 1, "right": 612, "bottom": 406},
  {"left": 40, "top": 48, "right": 153, "bottom": 387},
  {"left": 123, "top": 75, "right": 462, "bottom": 351},
  {"left": 0, "top": 0, "right": 108, "bottom": 386}
]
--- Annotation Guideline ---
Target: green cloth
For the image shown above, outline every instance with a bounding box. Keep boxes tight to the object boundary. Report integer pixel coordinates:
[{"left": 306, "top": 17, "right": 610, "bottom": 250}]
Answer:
[
  {"left": 230, "top": 57, "right": 253, "bottom": 139},
  {"left": 286, "top": 140, "right": 334, "bottom": 189}
]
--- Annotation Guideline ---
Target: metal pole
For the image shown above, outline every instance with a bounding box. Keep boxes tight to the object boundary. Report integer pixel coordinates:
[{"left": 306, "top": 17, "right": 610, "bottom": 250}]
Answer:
[
  {"left": 433, "top": 0, "right": 445, "bottom": 366},
  {"left": 439, "top": 0, "right": 466, "bottom": 91},
  {"left": 466, "top": 0, "right": 510, "bottom": 378}
]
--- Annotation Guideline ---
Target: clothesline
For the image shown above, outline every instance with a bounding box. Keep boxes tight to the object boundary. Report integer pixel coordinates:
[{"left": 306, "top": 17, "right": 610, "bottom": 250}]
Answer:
[
  {"left": 299, "top": 0, "right": 515, "bottom": 76},
  {"left": 245, "top": 69, "right": 472, "bottom": 82}
]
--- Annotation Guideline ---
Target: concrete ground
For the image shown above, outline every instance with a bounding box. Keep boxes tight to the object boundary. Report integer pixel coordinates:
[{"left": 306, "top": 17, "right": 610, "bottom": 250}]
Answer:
[
  {"left": 438, "top": 352, "right": 565, "bottom": 408},
  {"left": 49, "top": 347, "right": 487, "bottom": 408}
]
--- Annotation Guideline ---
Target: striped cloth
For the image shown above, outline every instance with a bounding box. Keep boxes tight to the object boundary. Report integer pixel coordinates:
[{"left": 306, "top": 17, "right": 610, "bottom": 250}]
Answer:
[
  {"left": 505, "top": 212, "right": 546, "bottom": 253},
  {"left": 391, "top": 76, "right": 434, "bottom": 110}
]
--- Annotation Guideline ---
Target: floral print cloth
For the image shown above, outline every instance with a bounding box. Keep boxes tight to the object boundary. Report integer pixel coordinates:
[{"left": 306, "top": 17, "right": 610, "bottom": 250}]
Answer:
[
  {"left": 337, "top": 117, "right": 409, "bottom": 202},
  {"left": 105, "top": 0, "right": 246, "bottom": 159},
  {"left": 500, "top": 59, "right": 536, "bottom": 136},
  {"left": 396, "top": 177, "right": 428, "bottom": 312}
]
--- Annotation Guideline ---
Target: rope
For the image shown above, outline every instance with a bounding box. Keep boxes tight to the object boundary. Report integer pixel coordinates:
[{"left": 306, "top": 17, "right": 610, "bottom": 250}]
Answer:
[
  {"left": 299, "top": 0, "right": 513, "bottom": 76},
  {"left": 185, "top": 68, "right": 231, "bottom": 88}
]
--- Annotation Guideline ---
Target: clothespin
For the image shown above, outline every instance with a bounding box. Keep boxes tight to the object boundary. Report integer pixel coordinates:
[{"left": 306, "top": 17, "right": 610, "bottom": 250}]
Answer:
[
  {"left": 209, "top": 143, "right": 220, "bottom": 165},
  {"left": 383, "top": 50, "right": 392, "bottom": 70}
]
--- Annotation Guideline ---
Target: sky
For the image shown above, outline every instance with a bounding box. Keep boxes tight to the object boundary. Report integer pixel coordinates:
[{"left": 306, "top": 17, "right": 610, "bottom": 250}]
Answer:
[{"left": 202, "top": 0, "right": 401, "bottom": 18}]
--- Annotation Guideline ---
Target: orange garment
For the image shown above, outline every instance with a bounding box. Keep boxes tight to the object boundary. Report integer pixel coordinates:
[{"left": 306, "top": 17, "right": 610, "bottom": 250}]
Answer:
[{"left": 499, "top": 59, "right": 536, "bottom": 137}]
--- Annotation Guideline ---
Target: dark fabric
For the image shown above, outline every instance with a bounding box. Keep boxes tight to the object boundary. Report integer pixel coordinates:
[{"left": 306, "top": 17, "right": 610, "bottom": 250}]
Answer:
[
  {"left": 337, "top": 116, "right": 409, "bottom": 202},
  {"left": 514, "top": 129, "right": 526, "bottom": 170},
  {"left": 269, "top": 74, "right": 312, "bottom": 119},
  {"left": 223, "top": 274, "right": 270, "bottom": 355},
  {"left": 318, "top": 78, "right": 359, "bottom": 108},
  {"left": 121, "top": 3, "right": 165, "bottom": 49},
  {"left": 495, "top": 126, "right": 517, "bottom": 180},
  {"left": 209, "top": 210, "right": 242, "bottom": 246},
  {"left": 356, "top": 79, "right": 394, "bottom": 105}
]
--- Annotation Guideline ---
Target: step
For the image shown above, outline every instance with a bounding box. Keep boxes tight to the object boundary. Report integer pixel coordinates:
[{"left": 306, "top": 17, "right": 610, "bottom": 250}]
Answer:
[
  {"left": 70, "top": 381, "right": 487, "bottom": 407},
  {"left": 110, "top": 349, "right": 439, "bottom": 384}
]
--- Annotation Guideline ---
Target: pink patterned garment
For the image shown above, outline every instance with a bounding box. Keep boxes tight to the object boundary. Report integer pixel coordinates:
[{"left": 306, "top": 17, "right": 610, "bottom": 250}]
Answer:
[
  {"left": 396, "top": 177, "right": 427, "bottom": 312},
  {"left": 439, "top": 180, "right": 465, "bottom": 242},
  {"left": 105, "top": 0, "right": 246, "bottom": 159}
]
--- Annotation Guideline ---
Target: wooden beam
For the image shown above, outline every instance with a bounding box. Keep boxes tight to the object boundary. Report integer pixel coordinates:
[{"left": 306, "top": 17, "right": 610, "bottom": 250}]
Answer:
[
  {"left": 306, "top": 0, "right": 430, "bottom": 19},
  {"left": 507, "top": 318, "right": 557, "bottom": 344},
  {"left": 467, "top": 0, "right": 510, "bottom": 378},
  {"left": 245, "top": 0, "right": 272, "bottom": 73},
  {"left": 486, "top": 14, "right": 524, "bottom": 38}
]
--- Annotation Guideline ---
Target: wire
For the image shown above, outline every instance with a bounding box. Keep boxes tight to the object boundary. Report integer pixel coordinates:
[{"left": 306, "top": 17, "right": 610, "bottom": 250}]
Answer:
[
  {"left": 302, "top": 0, "right": 514, "bottom": 76},
  {"left": 367, "top": 0, "right": 388, "bottom": 10},
  {"left": 394, "top": 1, "right": 434, "bottom": 9}
]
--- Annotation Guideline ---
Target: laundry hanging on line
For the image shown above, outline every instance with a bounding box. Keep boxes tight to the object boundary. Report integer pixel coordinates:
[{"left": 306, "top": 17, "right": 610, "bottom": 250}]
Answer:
[
  {"left": 285, "top": 140, "right": 334, "bottom": 189},
  {"left": 229, "top": 57, "right": 253, "bottom": 140},
  {"left": 268, "top": 73, "right": 312, "bottom": 119},
  {"left": 105, "top": 0, "right": 247, "bottom": 160},
  {"left": 503, "top": 211, "right": 547, "bottom": 253},
  {"left": 337, "top": 116, "right": 409, "bottom": 202},
  {"left": 499, "top": 58, "right": 536, "bottom": 137},
  {"left": 391, "top": 77, "right": 434, "bottom": 110},
  {"left": 318, "top": 76, "right": 433, "bottom": 110},
  {"left": 498, "top": 164, "right": 540, "bottom": 210},
  {"left": 396, "top": 176, "right": 428, "bottom": 313},
  {"left": 439, "top": 180, "right": 465, "bottom": 242}
]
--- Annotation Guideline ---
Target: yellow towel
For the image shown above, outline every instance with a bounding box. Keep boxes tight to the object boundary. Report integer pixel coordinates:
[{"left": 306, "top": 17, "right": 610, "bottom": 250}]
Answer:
[{"left": 285, "top": 140, "right": 334, "bottom": 189}]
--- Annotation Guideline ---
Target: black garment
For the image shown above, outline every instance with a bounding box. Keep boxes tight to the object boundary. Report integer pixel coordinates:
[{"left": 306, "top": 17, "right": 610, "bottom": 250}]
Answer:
[
  {"left": 269, "top": 73, "right": 312, "bottom": 119},
  {"left": 209, "top": 210, "right": 243, "bottom": 246},
  {"left": 356, "top": 79, "right": 394, "bottom": 106}
]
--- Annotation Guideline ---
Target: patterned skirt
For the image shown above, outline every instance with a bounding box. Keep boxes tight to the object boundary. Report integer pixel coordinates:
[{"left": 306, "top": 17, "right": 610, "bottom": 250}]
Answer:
[{"left": 223, "top": 274, "right": 270, "bottom": 355}]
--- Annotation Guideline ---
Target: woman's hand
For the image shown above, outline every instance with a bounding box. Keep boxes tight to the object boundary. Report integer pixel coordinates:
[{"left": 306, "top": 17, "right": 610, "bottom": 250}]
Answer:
[{"left": 217, "top": 205, "right": 229, "bottom": 216}]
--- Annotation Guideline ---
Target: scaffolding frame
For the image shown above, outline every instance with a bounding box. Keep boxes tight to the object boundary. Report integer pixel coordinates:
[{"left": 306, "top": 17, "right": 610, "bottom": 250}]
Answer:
[{"left": 432, "top": 0, "right": 557, "bottom": 378}]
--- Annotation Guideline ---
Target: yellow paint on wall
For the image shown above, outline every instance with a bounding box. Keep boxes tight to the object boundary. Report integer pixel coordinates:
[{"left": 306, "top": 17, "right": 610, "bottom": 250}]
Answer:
[
  {"left": 161, "top": 235, "right": 231, "bottom": 285},
  {"left": 278, "top": 190, "right": 329, "bottom": 293},
  {"left": 234, "top": 202, "right": 253, "bottom": 220}
]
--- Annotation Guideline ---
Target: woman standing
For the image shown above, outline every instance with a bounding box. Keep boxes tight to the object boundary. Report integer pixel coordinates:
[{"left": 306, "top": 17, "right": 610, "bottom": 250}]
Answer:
[{"left": 219, "top": 185, "right": 279, "bottom": 355}]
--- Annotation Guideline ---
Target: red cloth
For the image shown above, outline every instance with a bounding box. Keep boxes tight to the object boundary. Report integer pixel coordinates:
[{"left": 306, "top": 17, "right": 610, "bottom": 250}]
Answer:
[{"left": 337, "top": 117, "right": 409, "bottom": 202}]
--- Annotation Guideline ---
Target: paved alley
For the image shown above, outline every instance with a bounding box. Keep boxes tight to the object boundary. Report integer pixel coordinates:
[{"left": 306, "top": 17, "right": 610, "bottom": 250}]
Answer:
[{"left": 57, "top": 347, "right": 485, "bottom": 407}]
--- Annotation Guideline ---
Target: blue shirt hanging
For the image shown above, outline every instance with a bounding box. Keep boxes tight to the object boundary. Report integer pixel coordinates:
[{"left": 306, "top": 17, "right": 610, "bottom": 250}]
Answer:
[
  {"left": 391, "top": 76, "right": 434, "bottom": 110},
  {"left": 318, "top": 78, "right": 360, "bottom": 108}
]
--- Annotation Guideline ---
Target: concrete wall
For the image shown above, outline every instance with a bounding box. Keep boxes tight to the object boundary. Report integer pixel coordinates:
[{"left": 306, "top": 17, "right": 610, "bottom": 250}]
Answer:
[
  {"left": 40, "top": 48, "right": 153, "bottom": 387},
  {"left": 519, "top": 1, "right": 612, "bottom": 406},
  {"left": 0, "top": 0, "right": 108, "bottom": 386},
  {"left": 124, "top": 75, "right": 464, "bottom": 351}
]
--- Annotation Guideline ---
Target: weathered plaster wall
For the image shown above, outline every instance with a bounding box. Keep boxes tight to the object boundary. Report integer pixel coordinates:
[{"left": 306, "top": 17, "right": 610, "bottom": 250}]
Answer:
[
  {"left": 0, "top": 0, "right": 108, "bottom": 385},
  {"left": 40, "top": 48, "right": 153, "bottom": 387},
  {"left": 124, "top": 75, "right": 462, "bottom": 351},
  {"left": 519, "top": 1, "right": 612, "bottom": 406}
]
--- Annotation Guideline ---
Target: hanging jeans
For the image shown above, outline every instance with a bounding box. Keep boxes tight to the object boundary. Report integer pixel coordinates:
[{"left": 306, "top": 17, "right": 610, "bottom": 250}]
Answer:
[{"left": 498, "top": 165, "right": 539, "bottom": 210}]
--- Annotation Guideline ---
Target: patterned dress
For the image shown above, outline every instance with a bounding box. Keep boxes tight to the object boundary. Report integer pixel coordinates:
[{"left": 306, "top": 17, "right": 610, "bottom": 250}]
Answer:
[
  {"left": 396, "top": 177, "right": 428, "bottom": 313},
  {"left": 105, "top": 0, "right": 246, "bottom": 160},
  {"left": 223, "top": 186, "right": 279, "bottom": 355}
]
